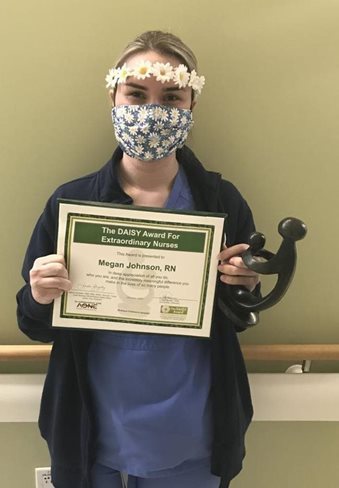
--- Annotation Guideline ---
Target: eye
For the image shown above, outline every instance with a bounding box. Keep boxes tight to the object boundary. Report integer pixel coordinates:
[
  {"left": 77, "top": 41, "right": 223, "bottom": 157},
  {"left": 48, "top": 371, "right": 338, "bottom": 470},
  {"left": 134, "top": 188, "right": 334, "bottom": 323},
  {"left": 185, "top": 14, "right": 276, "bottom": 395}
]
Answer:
[
  {"left": 163, "top": 93, "right": 181, "bottom": 103},
  {"left": 127, "top": 90, "right": 146, "bottom": 100}
]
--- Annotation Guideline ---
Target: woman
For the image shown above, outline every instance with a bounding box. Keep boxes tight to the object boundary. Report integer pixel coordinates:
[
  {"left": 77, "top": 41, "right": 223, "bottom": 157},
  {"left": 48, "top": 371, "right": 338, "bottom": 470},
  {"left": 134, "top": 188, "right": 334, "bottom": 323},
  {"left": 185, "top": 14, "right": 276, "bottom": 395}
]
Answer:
[{"left": 17, "top": 31, "right": 259, "bottom": 488}]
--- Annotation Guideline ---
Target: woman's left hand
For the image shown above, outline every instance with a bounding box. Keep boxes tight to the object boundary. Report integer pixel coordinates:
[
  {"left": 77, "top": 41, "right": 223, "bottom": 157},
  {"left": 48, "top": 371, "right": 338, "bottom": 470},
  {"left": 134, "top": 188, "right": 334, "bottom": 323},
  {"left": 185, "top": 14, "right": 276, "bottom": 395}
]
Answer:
[{"left": 218, "top": 243, "right": 260, "bottom": 292}]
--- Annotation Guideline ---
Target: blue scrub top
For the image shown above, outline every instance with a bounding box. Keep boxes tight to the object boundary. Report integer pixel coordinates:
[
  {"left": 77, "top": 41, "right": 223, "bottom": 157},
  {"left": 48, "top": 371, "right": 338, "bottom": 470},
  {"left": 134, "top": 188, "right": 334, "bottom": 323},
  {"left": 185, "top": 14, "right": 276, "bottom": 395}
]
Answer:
[{"left": 88, "top": 166, "right": 213, "bottom": 478}]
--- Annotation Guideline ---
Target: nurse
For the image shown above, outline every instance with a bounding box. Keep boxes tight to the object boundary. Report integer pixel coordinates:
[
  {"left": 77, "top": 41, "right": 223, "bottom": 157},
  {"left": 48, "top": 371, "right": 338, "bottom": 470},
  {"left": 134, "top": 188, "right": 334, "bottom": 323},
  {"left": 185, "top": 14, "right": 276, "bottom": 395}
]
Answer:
[{"left": 17, "top": 30, "right": 259, "bottom": 488}]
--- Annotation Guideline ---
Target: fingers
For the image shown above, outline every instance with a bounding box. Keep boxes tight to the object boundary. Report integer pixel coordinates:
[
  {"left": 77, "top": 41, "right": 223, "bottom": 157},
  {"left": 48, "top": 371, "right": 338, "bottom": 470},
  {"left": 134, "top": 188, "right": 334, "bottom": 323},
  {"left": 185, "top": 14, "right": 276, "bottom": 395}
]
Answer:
[
  {"left": 219, "top": 273, "right": 259, "bottom": 291},
  {"left": 218, "top": 243, "right": 249, "bottom": 262},
  {"left": 32, "top": 254, "right": 66, "bottom": 269},
  {"left": 217, "top": 244, "right": 260, "bottom": 292},
  {"left": 29, "top": 254, "right": 72, "bottom": 305},
  {"left": 218, "top": 261, "right": 257, "bottom": 278}
]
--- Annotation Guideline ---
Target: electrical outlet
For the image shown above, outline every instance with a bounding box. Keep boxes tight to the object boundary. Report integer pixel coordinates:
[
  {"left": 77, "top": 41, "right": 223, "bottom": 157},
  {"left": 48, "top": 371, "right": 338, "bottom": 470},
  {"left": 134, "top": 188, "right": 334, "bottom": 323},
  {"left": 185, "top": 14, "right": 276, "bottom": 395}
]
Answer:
[{"left": 35, "top": 467, "right": 54, "bottom": 488}]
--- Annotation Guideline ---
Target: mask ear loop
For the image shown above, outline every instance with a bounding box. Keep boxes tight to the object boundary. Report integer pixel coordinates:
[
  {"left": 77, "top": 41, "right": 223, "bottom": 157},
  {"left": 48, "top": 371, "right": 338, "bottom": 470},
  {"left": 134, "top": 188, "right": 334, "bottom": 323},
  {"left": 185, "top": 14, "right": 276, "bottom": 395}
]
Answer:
[
  {"left": 109, "top": 89, "right": 116, "bottom": 108},
  {"left": 190, "top": 89, "right": 197, "bottom": 111}
]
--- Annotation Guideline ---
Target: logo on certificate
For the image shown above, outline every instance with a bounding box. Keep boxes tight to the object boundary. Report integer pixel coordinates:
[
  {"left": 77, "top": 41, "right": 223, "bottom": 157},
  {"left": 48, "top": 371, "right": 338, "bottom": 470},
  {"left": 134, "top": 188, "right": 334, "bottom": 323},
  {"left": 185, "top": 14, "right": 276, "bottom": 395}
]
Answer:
[
  {"left": 160, "top": 305, "right": 188, "bottom": 320},
  {"left": 76, "top": 301, "right": 99, "bottom": 310}
]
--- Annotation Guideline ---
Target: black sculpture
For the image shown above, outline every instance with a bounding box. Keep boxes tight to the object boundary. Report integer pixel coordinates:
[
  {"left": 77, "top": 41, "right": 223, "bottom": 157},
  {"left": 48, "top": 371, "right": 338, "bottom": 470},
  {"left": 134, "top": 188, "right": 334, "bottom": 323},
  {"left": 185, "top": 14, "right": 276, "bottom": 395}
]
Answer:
[{"left": 219, "top": 217, "right": 307, "bottom": 331}]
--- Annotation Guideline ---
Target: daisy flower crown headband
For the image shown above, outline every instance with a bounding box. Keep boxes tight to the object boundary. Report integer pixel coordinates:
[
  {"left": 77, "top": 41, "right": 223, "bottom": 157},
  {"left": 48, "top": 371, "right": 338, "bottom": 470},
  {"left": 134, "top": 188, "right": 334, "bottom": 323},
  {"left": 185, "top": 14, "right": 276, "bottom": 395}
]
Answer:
[{"left": 105, "top": 60, "right": 205, "bottom": 96}]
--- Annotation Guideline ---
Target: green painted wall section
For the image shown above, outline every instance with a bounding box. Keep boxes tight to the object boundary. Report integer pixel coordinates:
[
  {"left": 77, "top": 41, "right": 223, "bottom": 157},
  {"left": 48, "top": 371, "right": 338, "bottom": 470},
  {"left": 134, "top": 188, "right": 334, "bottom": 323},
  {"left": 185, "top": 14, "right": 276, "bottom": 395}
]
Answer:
[{"left": 2, "top": 0, "right": 338, "bottom": 346}]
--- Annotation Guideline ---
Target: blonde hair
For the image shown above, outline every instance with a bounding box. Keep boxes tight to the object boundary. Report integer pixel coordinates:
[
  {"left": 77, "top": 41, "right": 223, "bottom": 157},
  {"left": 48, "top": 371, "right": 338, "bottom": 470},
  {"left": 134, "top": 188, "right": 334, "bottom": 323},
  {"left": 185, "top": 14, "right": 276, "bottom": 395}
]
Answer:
[{"left": 114, "top": 30, "right": 198, "bottom": 73}]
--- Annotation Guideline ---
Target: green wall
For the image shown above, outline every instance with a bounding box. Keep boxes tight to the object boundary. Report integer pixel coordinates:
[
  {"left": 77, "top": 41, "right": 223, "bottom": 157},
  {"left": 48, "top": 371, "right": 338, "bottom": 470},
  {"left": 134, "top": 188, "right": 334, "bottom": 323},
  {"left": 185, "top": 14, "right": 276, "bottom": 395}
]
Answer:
[
  {"left": 1, "top": 0, "right": 339, "bottom": 487},
  {"left": 2, "top": 0, "right": 338, "bottom": 345},
  {"left": 1, "top": 422, "right": 339, "bottom": 488}
]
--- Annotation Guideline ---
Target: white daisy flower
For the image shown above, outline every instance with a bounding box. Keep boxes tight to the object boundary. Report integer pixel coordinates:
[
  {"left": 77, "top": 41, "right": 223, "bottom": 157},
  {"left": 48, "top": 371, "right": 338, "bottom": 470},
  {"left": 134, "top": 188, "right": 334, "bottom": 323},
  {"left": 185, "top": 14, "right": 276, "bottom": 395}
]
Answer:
[
  {"left": 154, "top": 121, "right": 164, "bottom": 130},
  {"left": 175, "top": 129, "right": 183, "bottom": 138},
  {"left": 173, "top": 64, "right": 190, "bottom": 88},
  {"left": 170, "top": 108, "right": 180, "bottom": 124},
  {"left": 116, "top": 105, "right": 126, "bottom": 117},
  {"left": 105, "top": 68, "right": 119, "bottom": 88},
  {"left": 117, "top": 63, "right": 132, "bottom": 84},
  {"left": 122, "top": 132, "right": 132, "bottom": 143},
  {"left": 136, "top": 134, "right": 146, "bottom": 144},
  {"left": 132, "top": 60, "right": 153, "bottom": 80},
  {"left": 188, "top": 70, "right": 205, "bottom": 95},
  {"left": 134, "top": 144, "right": 144, "bottom": 154},
  {"left": 140, "top": 124, "right": 150, "bottom": 134},
  {"left": 106, "top": 62, "right": 205, "bottom": 95},
  {"left": 150, "top": 62, "right": 174, "bottom": 83},
  {"left": 138, "top": 107, "right": 149, "bottom": 123},
  {"left": 129, "top": 126, "right": 139, "bottom": 135},
  {"left": 124, "top": 111, "right": 134, "bottom": 123},
  {"left": 159, "top": 108, "right": 169, "bottom": 122},
  {"left": 152, "top": 106, "right": 164, "bottom": 120},
  {"left": 161, "top": 128, "right": 170, "bottom": 136},
  {"left": 144, "top": 151, "right": 153, "bottom": 160},
  {"left": 114, "top": 120, "right": 126, "bottom": 133},
  {"left": 148, "top": 133, "right": 160, "bottom": 148},
  {"left": 156, "top": 147, "right": 165, "bottom": 156}
]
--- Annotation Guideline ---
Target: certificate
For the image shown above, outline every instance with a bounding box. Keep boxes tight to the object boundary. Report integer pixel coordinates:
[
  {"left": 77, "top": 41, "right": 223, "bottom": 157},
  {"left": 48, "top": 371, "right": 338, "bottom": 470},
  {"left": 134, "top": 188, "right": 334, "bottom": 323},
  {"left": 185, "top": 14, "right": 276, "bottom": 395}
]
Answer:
[{"left": 52, "top": 200, "right": 226, "bottom": 337}]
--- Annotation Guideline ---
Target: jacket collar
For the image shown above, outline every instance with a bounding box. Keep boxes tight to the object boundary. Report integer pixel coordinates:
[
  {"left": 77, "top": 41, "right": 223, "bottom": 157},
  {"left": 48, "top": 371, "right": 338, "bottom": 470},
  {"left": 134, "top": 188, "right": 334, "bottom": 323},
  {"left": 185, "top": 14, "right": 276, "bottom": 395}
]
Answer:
[
  {"left": 96, "top": 145, "right": 222, "bottom": 211},
  {"left": 96, "top": 147, "right": 131, "bottom": 203},
  {"left": 177, "top": 146, "right": 222, "bottom": 212}
]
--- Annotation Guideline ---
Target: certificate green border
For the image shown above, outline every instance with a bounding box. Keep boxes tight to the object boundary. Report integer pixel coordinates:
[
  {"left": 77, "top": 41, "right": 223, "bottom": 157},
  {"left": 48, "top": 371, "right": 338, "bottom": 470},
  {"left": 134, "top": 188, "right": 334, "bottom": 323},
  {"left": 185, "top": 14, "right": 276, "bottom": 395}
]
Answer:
[
  {"left": 61, "top": 212, "right": 214, "bottom": 330},
  {"left": 54, "top": 199, "right": 227, "bottom": 335}
]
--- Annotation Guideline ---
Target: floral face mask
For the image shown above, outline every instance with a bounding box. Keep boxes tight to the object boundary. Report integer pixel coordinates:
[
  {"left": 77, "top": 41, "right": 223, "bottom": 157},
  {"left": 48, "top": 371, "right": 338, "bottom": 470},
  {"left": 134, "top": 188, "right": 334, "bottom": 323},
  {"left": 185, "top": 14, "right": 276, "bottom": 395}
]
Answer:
[{"left": 111, "top": 104, "right": 193, "bottom": 161}]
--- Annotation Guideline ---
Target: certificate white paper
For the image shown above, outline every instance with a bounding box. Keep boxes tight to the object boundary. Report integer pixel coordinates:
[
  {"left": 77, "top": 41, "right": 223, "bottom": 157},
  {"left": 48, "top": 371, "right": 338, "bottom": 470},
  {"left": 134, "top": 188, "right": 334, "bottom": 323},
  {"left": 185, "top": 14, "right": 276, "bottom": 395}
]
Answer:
[{"left": 52, "top": 200, "right": 226, "bottom": 337}]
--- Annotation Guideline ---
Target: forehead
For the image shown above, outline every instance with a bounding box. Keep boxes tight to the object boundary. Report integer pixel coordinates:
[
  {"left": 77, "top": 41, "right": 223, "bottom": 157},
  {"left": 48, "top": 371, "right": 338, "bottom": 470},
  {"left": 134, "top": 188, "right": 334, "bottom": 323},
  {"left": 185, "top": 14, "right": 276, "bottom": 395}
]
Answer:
[{"left": 123, "top": 50, "right": 182, "bottom": 69}]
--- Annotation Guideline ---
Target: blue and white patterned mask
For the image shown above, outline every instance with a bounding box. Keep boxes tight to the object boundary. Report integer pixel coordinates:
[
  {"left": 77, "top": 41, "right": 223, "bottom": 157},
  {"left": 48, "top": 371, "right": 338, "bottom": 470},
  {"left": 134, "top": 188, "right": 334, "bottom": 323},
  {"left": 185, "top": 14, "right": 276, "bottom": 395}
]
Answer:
[{"left": 111, "top": 104, "right": 193, "bottom": 161}]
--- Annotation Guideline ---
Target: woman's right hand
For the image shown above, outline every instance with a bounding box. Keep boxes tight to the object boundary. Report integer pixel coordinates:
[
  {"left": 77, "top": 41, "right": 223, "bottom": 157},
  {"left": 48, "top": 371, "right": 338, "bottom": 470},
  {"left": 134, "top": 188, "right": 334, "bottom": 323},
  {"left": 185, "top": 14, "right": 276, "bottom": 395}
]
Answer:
[{"left": 29, "top": 254, "right": 72, "bottom": 305}]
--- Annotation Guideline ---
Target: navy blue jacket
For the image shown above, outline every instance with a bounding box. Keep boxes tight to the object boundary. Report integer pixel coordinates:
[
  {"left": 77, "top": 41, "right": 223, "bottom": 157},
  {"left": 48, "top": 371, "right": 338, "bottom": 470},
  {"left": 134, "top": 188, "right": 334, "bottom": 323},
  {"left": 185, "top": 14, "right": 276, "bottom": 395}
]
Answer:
[{"left": 17, "top": 146, "right": 255, "bottom": 488}]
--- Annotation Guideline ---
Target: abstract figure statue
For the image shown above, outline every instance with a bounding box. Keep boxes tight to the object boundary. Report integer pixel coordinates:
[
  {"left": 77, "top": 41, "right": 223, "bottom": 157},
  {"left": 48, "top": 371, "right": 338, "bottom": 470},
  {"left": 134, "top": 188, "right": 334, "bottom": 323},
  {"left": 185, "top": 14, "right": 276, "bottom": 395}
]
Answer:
[{"left": 219, "top": 217, "right": 307, "bottom": 331}]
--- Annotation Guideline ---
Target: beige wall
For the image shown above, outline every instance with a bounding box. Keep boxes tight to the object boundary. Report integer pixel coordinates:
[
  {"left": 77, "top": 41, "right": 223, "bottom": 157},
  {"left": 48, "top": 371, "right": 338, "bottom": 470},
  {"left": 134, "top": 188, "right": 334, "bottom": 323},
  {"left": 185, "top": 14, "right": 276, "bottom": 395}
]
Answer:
[{"left": 1, "top": 0, "right": 339, "bottom": 486}]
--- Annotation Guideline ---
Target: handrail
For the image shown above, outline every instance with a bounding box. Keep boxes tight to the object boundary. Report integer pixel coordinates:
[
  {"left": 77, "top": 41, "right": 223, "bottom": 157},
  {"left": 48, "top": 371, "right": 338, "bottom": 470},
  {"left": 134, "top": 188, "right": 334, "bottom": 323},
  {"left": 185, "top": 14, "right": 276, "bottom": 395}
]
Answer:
[
  {"left": 0, "top": 345, "right": 52, "bottom": 361},
  {"left": 1, "top": 344, "right": 339, "bottom": 361},
  {"left": 241, "top": 344, "right": 339, "bottom": 361}
]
